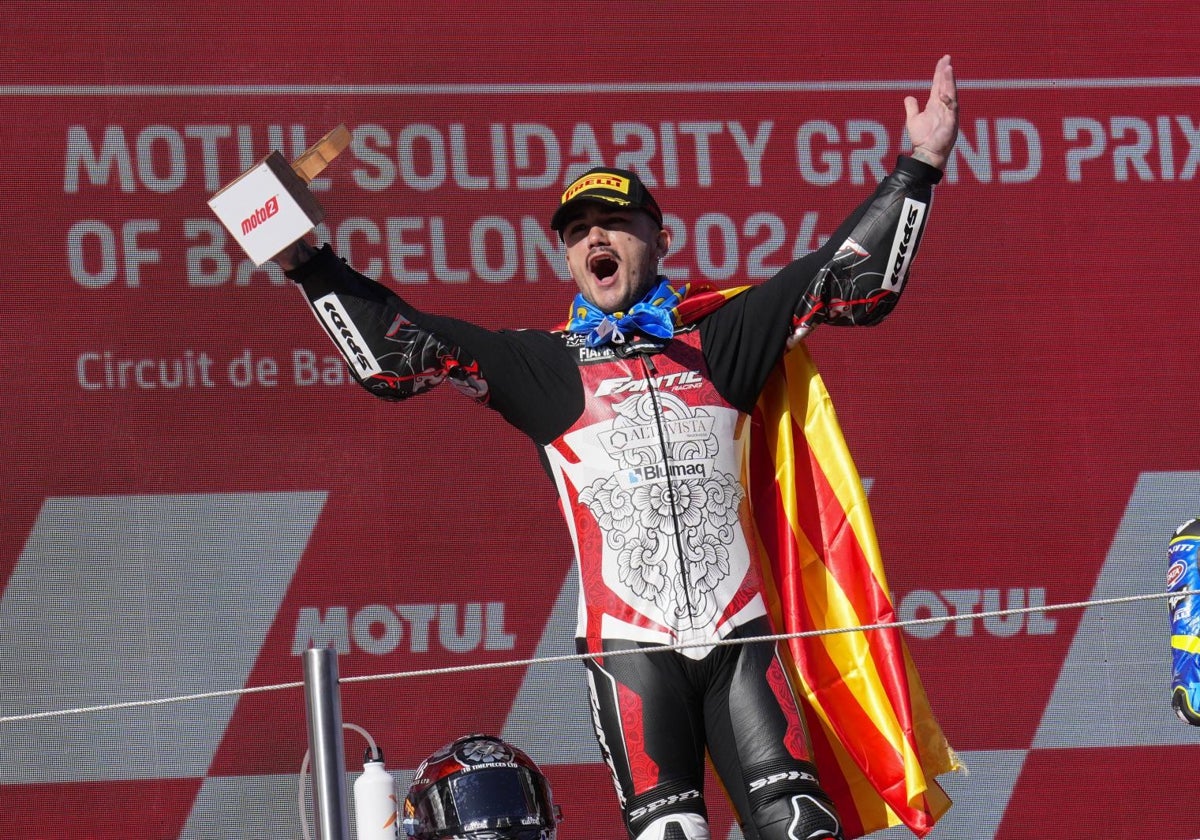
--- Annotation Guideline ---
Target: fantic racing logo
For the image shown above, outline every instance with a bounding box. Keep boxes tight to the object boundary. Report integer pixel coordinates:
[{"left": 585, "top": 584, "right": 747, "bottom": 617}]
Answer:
[
  {"left": 240, "top": 195, "right": 279, "bottom": 235},
  {"left": 883, "top": 197, "right": 926, "bottom": 292},
  {"left": 595, "top": 370, "right": 703, "bottom": 397}
]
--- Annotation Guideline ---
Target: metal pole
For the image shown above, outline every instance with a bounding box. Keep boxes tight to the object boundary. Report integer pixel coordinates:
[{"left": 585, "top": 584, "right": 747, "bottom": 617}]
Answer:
[{"left": 303, "top": 645, "right": 351, "bottom": 840}]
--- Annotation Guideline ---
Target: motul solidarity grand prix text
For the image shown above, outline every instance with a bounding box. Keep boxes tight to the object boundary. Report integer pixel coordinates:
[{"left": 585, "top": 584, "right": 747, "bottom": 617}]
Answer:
[{"left": 61, "top": 113, "right": 1200, "bottom": 291}]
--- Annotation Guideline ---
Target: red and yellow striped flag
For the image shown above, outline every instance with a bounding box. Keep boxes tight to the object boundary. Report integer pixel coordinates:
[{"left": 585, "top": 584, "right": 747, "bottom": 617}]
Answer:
[{"left": 748, "top": 344, "right": 959, "bottom": 838}]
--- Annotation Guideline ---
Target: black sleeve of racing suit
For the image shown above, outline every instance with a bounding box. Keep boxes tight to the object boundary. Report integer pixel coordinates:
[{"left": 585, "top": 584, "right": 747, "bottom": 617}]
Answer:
[
  {"left": 699, "top": 155, "right": 943, "bottom": 413},
  {"left": 286, "top": 245, "right": 583, "bottom": 446}
]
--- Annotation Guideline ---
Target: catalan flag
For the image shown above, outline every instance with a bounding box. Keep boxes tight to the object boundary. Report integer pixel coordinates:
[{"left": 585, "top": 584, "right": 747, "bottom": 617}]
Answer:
[{"left": 677, "top": 283, "right": 959, "bottom": 837}]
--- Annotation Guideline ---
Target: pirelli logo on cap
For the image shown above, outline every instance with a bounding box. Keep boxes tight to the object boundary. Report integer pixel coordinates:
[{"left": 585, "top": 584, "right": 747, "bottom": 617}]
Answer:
[{"left": 562, "top": 173, "right": 631, "bottom": 204}]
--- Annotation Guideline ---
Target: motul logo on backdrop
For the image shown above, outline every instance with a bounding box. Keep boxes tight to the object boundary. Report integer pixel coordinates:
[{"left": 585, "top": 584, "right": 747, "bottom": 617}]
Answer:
[
  {"left": 292, "top": 602, "right": 515, "bottom": 655},
  {"left": 897, "top": 587, "right": 1058, "bottom": 638},
  {"left": 240, "top": 195, "right": 279, "bottom": 235}
]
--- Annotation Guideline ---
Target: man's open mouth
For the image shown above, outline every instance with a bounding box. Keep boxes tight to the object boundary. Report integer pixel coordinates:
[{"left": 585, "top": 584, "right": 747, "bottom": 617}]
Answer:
[{"left": 589, "top": 253, "right": 619, "bottom": 281}]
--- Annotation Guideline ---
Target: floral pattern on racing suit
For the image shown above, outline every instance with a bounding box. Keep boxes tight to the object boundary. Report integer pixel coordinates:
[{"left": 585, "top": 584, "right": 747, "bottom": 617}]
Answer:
[
  {"left": 548, "top": 330, "right": 763, "bottom": 658},
  {"left": 576, "top": 389, "right": 745, "bottom": 631}
]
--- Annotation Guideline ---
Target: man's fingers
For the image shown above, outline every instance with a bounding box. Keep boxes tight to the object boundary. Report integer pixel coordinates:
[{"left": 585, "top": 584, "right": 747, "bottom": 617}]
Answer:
[
  {"left": 904, "top": 95, "right": 920, "bottom": 120},
  {"left": 926, "top": 58, "right": 958, "bottom": 115},
  {"left": 938, "top": 57, "right": 957, "bottom": 103},
  {"left": 929, "top": 55, "right": 953, "bottom": 99}
]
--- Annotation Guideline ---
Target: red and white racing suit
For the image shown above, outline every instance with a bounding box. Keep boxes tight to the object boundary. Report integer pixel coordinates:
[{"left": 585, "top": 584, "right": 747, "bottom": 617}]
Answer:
[{"left": 286, "top": 156, "right": 942, "bottom": 840}]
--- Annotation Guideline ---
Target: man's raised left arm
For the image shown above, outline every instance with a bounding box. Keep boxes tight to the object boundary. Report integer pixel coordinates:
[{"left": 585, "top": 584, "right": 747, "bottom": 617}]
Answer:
[{"left": 787, "top": 54, "right": 960, "bottom": 339}]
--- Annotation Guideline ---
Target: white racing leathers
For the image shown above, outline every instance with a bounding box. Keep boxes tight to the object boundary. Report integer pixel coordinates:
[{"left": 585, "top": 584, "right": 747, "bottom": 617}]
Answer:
[
  {"left": 285, "top": 155, "right": 941, "bottom": 840},
  {"left": 550, "top": 333, "right": 763, "bottom": 660}
]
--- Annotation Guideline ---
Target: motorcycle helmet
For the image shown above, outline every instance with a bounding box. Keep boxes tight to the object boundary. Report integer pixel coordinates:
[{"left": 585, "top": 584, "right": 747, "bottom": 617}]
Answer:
[{"left": 403, "top": 734, "right": 560, "bottom": 840}]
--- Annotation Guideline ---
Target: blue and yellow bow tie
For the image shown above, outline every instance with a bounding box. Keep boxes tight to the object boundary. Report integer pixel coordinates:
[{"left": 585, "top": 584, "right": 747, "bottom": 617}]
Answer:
[{"left": 564, "top": 279, "right": 686, "bottom": 348}]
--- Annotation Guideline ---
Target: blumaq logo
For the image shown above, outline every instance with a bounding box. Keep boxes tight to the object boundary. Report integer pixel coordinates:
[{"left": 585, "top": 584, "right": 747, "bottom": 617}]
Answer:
[{"left": 240, "top": 195, "right": 280, "bottom": 235}]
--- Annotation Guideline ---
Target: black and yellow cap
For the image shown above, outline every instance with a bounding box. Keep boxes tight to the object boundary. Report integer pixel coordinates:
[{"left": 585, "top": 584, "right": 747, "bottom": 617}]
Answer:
[{"left": 550, "top": 166, "right": 663, "bottom": 232}]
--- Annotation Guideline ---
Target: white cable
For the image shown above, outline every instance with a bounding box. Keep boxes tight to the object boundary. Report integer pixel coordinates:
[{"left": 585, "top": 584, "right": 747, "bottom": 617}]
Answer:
[
  {"left": 0, "top": 680, "right": 304, "bottom": 724},
  {"left": 298, "top": 750, "right": 311, "bottom": 840},
  {"left": 0, "top": 588, "right": 1194, "bottom": 725},
  {"left": 297, "top": 722, "right": 382, "bottom": 840}
]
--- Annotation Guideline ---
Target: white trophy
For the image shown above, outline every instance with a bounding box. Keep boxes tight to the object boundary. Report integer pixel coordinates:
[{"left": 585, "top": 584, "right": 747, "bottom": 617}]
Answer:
[{"left": 207, "top": 124, "right": 350, "bottom": 265}]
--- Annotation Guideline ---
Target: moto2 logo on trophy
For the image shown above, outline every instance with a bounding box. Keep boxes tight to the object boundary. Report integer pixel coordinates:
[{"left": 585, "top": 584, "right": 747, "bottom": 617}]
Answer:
[
  {"left": 292, "top": 601, "right": 516, "bottom": 655},
  {"left": 240, "top": 195, "right": 279, "bottom": 235}
]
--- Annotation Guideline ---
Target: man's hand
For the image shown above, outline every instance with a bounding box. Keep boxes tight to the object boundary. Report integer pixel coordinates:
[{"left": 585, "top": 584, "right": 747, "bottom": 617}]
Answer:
[
  {"left": 272, "top": 237, "right": 317, "bottom": 273},
  {"left": 905, "top": 55, "right": 959, "bottom": 171}
]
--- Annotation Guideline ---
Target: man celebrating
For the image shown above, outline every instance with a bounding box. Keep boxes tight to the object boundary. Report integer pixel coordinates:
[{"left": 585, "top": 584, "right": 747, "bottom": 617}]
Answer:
[{"left": 277, "top": 56, "right": 960, "bottom": 840}]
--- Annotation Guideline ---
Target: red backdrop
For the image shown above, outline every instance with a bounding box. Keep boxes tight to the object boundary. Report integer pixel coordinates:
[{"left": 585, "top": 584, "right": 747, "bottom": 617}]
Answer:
[{"left": 2, "top": 3, "right": 1198, "bottom": 838}]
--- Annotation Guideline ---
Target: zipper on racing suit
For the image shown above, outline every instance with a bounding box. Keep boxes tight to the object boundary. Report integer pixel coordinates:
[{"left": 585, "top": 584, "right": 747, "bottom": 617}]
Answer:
[{"left": 638, "top": 352, "right": 697, "bottom": 624}]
